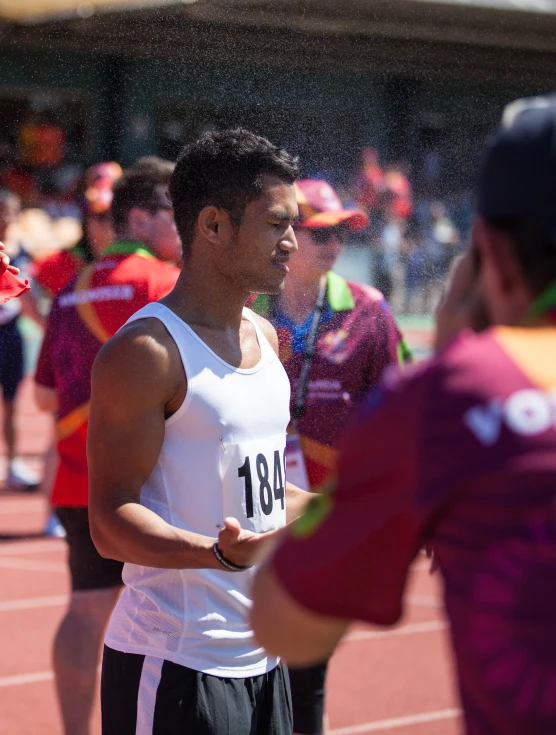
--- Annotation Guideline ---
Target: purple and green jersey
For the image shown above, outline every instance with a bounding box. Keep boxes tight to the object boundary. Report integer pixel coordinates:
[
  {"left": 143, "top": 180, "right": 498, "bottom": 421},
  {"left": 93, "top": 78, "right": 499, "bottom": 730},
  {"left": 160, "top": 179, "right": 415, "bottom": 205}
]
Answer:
[
  {"left": 251, "top": 271, "right": 410, "bottom": 490},
  {"left": 273, "top": 324, "right": 556, "bottom": 734}
]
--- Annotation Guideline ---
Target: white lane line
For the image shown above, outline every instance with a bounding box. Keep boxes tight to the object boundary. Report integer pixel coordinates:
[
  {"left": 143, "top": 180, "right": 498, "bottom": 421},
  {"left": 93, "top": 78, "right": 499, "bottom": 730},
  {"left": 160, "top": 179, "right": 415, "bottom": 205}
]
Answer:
[
  {"left": 0, "top": 670, "right": 53, "bottom": 688},
  {"left": 345, "top": 620, "right": 448, "bottom": 643},
  {"left": 0, "top": 557, "right": 66, "bottom": 573},
  {"left": 0, "top": 622, "right": 450, "bottom": 691},
  {"left": 0, "top": 501, "right": 44, "bottom": 515},
  {"left": 329, "top": 708, "right": 461, "bottom": 734},
  {"left": 0, "top": 594, "right": 67, "bottom": 612},
  {"left": 0, "top": 541, "right": 63, "bottom": 556},
  {"left": 0, "top": 624, "right": 452, "bottom": 692}
]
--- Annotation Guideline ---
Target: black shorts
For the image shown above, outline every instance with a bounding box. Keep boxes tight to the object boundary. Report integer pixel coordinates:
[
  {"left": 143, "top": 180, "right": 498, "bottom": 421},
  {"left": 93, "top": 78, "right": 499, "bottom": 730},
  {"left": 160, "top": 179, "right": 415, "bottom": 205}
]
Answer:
[
  {"left": 0, "top": 319, "right": 23, "bottom": 401},
  {"left": 288, "top": 662, "right": 328, "bottom": 735},
  {"left": 56, "top": 507, "right": 124, "bottom": 592},
  {"left": 101, "top": 646, "right": 293, "bottom": 735}
]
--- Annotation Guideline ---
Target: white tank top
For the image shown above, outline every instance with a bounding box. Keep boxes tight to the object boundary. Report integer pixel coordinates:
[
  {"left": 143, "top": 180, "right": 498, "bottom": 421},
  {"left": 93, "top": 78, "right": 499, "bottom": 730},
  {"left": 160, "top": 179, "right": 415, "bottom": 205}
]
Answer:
[{"left": 104, "top": 302, "right": 291, "bottom": 677}]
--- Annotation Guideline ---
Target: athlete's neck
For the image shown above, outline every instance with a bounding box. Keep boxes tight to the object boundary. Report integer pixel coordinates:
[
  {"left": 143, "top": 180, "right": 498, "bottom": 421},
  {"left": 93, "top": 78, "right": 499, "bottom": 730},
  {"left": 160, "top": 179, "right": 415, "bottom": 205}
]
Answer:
[
  {"left": 164, "top": 261, "right": 249, "bottom": 331},
  {"left": 277, "top": 274, "right": 325, "bottom": 325}
]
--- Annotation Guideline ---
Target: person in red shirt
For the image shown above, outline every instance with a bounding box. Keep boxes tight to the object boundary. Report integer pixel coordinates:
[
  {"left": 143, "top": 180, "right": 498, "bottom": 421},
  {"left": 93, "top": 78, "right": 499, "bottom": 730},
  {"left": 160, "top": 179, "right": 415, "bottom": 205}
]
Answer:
[
  {"left": 34, "top": 158, "right": 180, "bottom": 735},
  {"left": 31, "top": 163, "right": 122, "bottom": 535},
  {"left": 252, "top": 95, "right": 556, "bottom": 735}
]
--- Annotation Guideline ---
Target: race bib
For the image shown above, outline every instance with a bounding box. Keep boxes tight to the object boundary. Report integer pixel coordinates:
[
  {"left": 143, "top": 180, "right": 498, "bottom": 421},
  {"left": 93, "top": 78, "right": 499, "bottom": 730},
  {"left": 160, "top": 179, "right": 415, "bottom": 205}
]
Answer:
[
  {"left": 285, "top": 431, "right": 311, "bottom": 492},
  {"left": 220, "top": 436, "right": 287, "bottom": 534}
]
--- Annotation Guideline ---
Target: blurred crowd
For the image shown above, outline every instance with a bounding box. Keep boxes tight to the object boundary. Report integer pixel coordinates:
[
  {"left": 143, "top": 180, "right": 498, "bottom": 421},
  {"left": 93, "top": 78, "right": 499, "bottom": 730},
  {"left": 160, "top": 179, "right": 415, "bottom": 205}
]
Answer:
[
  {"left": 348, "top": 146, "right": 471, "bottom": 314},
  {"left": 0, "top": 143, "right": 470, "bottom": 317}
]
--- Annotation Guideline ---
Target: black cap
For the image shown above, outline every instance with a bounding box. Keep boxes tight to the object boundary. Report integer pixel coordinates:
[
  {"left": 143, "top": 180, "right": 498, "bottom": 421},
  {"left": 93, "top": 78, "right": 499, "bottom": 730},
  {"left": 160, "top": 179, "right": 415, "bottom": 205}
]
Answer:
[{"left": 477, "top": 95, "right": 556, "bottom": 235}]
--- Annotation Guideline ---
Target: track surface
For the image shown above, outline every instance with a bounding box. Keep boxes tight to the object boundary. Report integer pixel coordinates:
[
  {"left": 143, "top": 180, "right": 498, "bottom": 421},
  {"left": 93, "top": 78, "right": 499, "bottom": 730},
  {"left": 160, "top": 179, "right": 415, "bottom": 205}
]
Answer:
[{"left": 1, "top": 333, "right": 463, "bottom": 735}]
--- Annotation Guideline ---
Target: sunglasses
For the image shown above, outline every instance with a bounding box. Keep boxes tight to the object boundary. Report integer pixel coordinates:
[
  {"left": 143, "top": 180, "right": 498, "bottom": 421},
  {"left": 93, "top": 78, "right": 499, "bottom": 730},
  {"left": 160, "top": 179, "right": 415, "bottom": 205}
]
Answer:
[{"left": 308, "top": 226, "right": 350, "bottom": 245}]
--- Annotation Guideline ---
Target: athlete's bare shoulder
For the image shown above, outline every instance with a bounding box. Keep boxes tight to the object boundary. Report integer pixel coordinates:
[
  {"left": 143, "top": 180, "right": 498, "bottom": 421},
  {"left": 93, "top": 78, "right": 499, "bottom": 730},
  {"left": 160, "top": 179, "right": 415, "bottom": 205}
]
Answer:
[
  {"left": 245, "top": 306, "right": 279, "bottom": 357},
  {"left": 93, "top": 317, "right": 186, "bottom": 413}
]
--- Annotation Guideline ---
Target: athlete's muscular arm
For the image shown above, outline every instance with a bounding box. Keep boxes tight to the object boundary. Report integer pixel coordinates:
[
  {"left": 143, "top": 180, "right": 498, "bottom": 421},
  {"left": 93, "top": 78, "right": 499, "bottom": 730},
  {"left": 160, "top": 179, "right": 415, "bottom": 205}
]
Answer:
[{"left": 88, "top": 319, "right": 273, "bottom": 570}]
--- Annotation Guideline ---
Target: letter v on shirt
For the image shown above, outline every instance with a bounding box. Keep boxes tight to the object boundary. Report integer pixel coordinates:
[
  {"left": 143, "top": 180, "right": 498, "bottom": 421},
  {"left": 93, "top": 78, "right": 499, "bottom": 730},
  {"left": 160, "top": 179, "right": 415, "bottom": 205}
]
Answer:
[{"left": 104, "top": 303, "right": 291, "bottom": 677}]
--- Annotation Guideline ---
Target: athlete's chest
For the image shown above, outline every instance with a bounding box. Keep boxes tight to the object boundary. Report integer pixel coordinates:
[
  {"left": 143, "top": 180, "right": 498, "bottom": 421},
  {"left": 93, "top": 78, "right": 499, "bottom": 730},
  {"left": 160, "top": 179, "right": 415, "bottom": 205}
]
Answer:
[
  {"left": 186, "top": 320, "right": 263, "bottom": 370},
  {"left": 162, "top": 357, "right": 290, "bottom": 534}
]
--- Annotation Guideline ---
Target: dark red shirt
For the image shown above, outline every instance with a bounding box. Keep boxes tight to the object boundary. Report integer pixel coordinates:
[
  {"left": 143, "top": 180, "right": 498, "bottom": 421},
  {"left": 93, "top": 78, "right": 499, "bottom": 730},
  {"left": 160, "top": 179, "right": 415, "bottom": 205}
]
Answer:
[
  {"left": 251, "top": 272, "right": 410, "bottom": 490},
  {"left": 273, "top": 325, "right": 556, "bottom": 734}
]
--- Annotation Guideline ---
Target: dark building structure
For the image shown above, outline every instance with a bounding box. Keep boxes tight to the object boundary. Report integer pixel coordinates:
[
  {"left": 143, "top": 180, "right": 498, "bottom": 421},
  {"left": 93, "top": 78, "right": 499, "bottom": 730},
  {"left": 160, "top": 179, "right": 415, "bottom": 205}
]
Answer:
[{"left": 1, "top": 0, "right": 555, "bottom": 193}]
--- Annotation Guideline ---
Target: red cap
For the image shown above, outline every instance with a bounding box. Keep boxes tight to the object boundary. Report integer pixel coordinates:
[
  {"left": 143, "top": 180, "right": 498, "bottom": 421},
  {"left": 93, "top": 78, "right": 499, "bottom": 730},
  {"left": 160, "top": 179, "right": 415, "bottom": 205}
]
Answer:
[
  {"left": 295, "top": 179, "right": 369, "bottom": 230},
  {"left": 84, "top": 162, "right": 123, "bottom": 216}
]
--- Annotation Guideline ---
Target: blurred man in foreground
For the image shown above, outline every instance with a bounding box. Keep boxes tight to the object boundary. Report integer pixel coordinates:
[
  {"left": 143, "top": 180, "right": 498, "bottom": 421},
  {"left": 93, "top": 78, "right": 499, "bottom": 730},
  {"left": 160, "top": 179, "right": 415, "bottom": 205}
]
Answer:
[
  {"left": 34, "top": 158, "right": 180, "bottom": 735},
  {"left": 252, "top": 96, "right": 556, "bottom": 734}
]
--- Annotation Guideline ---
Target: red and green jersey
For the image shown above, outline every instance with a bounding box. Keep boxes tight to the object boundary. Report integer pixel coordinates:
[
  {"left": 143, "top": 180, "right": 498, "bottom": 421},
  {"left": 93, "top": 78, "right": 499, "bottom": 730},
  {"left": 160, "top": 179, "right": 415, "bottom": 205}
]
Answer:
[
  {"left": 273, "top": 325, "right": 556, "bottom": 734},
  {"left": 250, "top": 271, "right": 410, "bottom": 490},
  {"left": 35, "top": 241, "right": 179, "bottom": 507},
  {"left": 31, "top": 241, "right": 90, "bottom": 296}
]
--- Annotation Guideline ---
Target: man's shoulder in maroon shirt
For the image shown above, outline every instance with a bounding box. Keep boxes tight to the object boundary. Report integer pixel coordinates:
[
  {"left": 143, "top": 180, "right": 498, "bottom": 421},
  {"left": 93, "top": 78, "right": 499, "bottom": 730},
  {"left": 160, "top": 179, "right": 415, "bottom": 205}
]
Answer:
[{"left": 273, "top": 325, "right": 556, "bottom": 734}]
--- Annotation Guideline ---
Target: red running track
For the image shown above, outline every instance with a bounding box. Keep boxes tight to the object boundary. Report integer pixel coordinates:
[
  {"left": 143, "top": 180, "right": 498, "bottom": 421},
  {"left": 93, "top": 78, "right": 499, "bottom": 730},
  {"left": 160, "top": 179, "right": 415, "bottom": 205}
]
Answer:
[{"left": 1, "top": 372, "right": 463, "bottom": 735}]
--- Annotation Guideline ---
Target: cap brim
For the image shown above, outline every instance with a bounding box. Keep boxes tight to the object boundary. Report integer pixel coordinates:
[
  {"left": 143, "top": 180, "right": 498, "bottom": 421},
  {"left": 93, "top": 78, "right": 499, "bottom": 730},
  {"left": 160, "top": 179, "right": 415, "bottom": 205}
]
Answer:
[{"left": 301, "top": 210, "right": 369, "bottom": 231}]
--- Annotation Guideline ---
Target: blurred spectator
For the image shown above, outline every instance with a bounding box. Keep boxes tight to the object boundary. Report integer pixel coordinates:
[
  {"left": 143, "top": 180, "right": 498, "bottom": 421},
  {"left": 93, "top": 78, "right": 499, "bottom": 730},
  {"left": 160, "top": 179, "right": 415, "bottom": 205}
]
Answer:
[
  {"left": 384, "top": 161, "right": 413, "bottom": 219},
  {"left": 352, "top": 147, "right": 385, "bottom": 214},
  {"left": 34, "top": 157, "right": 179, "bottom": 735},
  {"left": 41, "top": 164, "right": 83, "bottom": 221},
  {"left": 0, "top": 144, "right": 41, "bottom": 208},
  {"left": 403, "top": 219, "right": 427, "bottom": 313},
  {"left": 29, "top": 163, "right": 121, "bottom": 537},
  {"left": 376, "top": 213, "right": 404, "bottom": 303},
  {"left": 425, "top": 201, "right": 459, "bottom": 276},
  {"left": 0, "top": 190, "right": 40, "bottom": 490}
]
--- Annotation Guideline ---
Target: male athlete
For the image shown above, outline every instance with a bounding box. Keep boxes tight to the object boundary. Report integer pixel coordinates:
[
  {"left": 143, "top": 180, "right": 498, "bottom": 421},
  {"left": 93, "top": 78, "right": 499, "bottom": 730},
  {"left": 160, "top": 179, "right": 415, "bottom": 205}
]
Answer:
[
  {"left": 252, "top": 96, "right": 556, "bottom": 734},
  {"left": 88, "top": 129, "right": 312, "bottom": 734},
  {"left": 35, "top": 158, "right": 180, "bottom": 735},
  {"left": 250, "top": 179, "right": 409, "bottom": 735}
]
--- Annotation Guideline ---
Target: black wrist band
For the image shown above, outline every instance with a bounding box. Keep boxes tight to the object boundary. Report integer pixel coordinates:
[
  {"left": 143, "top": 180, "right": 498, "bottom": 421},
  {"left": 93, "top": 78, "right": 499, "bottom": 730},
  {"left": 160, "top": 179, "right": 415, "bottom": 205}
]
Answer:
[{"left": 212, "top": 542, "right": 251, "bottom": 572}]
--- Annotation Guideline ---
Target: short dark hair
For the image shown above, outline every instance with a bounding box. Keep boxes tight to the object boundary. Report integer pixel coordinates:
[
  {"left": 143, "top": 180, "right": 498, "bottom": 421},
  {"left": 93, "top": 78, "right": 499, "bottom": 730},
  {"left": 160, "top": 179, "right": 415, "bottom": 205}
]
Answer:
[
  {"left": 111, "top": 157, "right": 174, "bottom": 234},
  {"left": 169, "top": 128, "right": 299, "bottom": 255},
  {"left": 485, "top": 216, "right": 556, "bottom": 295}
]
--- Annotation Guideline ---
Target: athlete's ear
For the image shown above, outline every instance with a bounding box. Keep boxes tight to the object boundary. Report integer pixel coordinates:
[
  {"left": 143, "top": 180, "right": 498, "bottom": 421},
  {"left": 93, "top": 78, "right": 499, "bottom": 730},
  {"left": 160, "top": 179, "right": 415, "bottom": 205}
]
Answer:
[{"left": 197, "top": 206, "right": 234, "bottom": 247}]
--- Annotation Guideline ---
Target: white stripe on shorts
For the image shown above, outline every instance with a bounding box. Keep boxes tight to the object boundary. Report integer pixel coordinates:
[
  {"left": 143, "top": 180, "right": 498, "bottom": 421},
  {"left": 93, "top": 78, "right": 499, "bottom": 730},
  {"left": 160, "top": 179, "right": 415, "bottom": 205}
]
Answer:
[{"left": 136, "top": 655, "right": 164, "bottom": 735}]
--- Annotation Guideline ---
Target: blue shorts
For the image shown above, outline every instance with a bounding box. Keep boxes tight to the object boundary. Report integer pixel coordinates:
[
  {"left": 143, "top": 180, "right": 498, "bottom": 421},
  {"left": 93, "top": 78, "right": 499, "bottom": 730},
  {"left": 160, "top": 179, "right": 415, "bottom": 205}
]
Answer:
[{"left": 0, "top": 319, "right": 23, "bottom": 401}]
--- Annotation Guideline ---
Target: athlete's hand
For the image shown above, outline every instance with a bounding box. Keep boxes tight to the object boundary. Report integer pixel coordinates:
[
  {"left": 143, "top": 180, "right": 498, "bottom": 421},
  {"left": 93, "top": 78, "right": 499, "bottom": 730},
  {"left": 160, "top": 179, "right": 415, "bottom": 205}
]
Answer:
[
  {"left": 217, "top": 517, "right": 277, "bottom": 568},
  {"left": 0, "top": 242, "right": 19, "bottom": 275}
]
